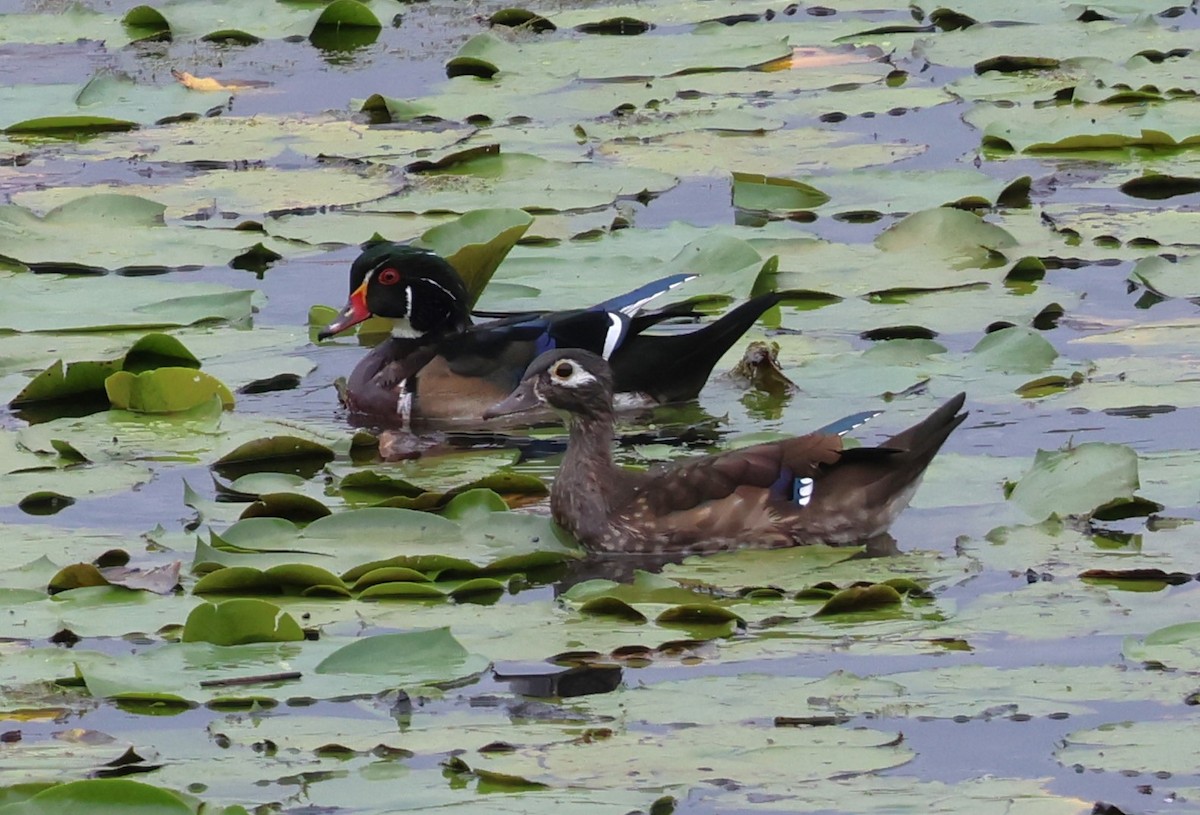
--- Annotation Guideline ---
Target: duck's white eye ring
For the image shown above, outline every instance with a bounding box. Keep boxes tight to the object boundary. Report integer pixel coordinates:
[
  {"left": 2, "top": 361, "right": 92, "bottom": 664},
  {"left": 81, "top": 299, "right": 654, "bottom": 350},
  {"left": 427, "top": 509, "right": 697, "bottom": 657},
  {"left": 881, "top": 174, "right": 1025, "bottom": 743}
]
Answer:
[{"left": 553, "top": 362, "right": 573, "bottom": 379}]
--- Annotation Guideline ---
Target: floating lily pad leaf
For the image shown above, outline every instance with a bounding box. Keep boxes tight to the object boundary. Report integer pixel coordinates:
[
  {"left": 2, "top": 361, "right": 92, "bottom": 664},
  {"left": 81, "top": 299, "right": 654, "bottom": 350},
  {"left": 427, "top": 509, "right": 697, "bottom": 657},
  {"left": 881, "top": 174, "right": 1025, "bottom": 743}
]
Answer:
[
  {"left": 578, "top": 597, "right": 648, "bottom": 621},
  {"left": 563, "top": 571, "right": 718, "bottom": 607},
  {"left": 0, "top": 194, "right": 291, "bottom": 272},
  {"left": 447, "top": 577, "right": 508, "bottom": 599},
  {"left": 48, "top": 561, "right": 180, "bottom": 595},
  {"left": 441, "top": 489, "right": 510, "bottom": 519},
  {"left": 1124, "top": 621, "right": 1200, "bottom": 671},
  {"left": 1037, "top": 203, "right": 1200, "bottom": 254},
  {"left": 350, "top": 566, "right": 432, "bottom": 589},
  {"left": 582, "top": 106, "right": 785, "bottom": 145},
  {"left": 970, "top": 326, "right": 1058, "bottom": 372},
  {"left": 15, "top": 166, "right": 400, "bottom": 227},
  {"left": 4, "top": 584, "right": 201, "bottom": 641},
  {"left": 0, "top": 73, "right": 204, "bottom": 132},
  {"left": 447, "top": 25, "right": 790, "bottom": 81},
  {"left": 1015, "top": 373, "right": 1084, "bottom": 398},
  {"left": 192, "top": 564, "right": 348, "bottom": 595},
  {"left": 210, "top": 506, "right": 574, "bottom": 578},
  {"left": 655, "top": 603, "right": 744, "bottom": 626},
  {"left": 313, "top": 0, "right": 381, "bottom": 30},
  {"left": 1139, "top": 451, "right": 1200, "bottom": 509},
  {"left": 599, "top": 128, "right": 926, "bottom": 179},
  {"left": 366, "top": 153, "right": 676, "bottom": 216},
  {"left": 546, "top": 1, "right": 792, "bottom": 27},
  {"left": 814, "top": 583, "right": 904, "bottom": 616},
  {"left": 732, "top": 173, "right": 830, "bottom": 213},
  {"left": 1056, "top": 720, "right": 1200, "bottom": 775},
  {"left": 1120, "top": 172, "right": 1200, "bottom": 200},
  {"left": 314, "top": 626, "right": 488, "bottom": 681},
  {"left": 0, "top": 272, "right": 250, "bottom": 333},
  {"left": 875, "top": 207, "right": 1018, "bottom": 265},
  {"left": 0, "top": 778, "right": 195, "bottom": 815},
  {"left": 0, "top": 7, "right": 134, "bottom": 46},
  {"left": 121, "top": 0, "right": 379, "bottom": 43},
  {"left": 413, "top": 208, "right": 534, "bottom": 304},
  {"left": 916, "top": 18, "right": 1196, "bottom": 71},
  {"left": 1079, "top": 50, "right": 1200, "bottom": 104},
  {"left": 659, "top": 545, "right": 864, "bottom": 592},
  {"left": 797, "top": 169, "right": 1027, "bottom": 216},
  {"left": 473, "top": 720, "right": 911, "bottom": 789},
  {"left": 358, "top": 581, "right": 447, "bottom": 599},
  {"left": 4, "top": 115, "right": 136, "bottom": 136},
  {"left": 213, "top": 436, "right": 336, "bottom": 467},
  {"left": 1008, "top": 443, "right": 1140, "bottom": 522},
  {"left": 8, "top": 359, "right": 120, "bottom": 407},
  {"left": 239, "top": 492, "right": 333, "bottom": 523},
  {"left": 1080, "top": 568, "right": 1191, "bottom": 592},
  {"left": 105, "top": 367, "right": 235, "bottom": 413},
  {"left": 182, "top": 598, "right": 305, "bottom": 645},
  {"left": 1129, "top": 254, "right": 1200, "bottom": 299},
  {"left": 968, "top": 101, "right": 1200, "bottom": 153},
  {"left": 17, "top": 490, "right": 76, "bottom": 515},
  {"left": 76, "top": 114, "right": 474, "bottom": 166},
  {"left": 333, "top": 450, "right": 545, "bottom": 506}
]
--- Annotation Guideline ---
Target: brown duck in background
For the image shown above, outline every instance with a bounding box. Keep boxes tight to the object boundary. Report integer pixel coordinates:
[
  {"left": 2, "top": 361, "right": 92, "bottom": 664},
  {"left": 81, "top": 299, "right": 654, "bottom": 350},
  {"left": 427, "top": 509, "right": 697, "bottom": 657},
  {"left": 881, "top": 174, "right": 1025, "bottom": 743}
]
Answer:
[{"left": 484, "top": 349, "right": 967, "bottom": 555}]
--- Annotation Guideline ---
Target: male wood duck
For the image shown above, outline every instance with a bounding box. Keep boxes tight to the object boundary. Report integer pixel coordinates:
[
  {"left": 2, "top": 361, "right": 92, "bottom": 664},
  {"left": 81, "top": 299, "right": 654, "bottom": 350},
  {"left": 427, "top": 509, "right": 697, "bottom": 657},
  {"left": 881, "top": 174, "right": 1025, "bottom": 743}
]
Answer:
[
  {"left": 318, "top": 243, "right": 780, "bottom": 427},
  {"left": 484, "top": 349, "right": 968, "bottom": 555}
]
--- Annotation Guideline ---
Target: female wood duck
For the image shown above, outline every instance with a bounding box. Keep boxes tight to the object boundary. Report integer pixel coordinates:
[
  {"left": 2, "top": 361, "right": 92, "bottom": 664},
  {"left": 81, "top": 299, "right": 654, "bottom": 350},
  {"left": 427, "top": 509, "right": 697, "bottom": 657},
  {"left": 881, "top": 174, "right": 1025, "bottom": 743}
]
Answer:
[
  {"left": 318, "top": 243, "right": 780, "bottom": 427},
  {"left": 484, "top": 349, "right": 968, "bottom": 555}
]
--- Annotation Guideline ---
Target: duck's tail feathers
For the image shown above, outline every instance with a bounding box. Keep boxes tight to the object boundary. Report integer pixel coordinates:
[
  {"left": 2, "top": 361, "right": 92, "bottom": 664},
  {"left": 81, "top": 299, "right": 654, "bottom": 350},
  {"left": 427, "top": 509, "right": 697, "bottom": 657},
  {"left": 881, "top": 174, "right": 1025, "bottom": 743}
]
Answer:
[{"left": 610, "top": 293, "right": 781, "bottom": 403}]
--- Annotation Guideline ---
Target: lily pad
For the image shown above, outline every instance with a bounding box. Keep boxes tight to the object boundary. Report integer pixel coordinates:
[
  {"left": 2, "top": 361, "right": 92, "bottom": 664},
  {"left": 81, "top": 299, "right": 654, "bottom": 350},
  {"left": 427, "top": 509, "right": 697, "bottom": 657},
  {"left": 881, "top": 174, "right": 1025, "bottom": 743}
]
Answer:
[
  {"left": 182, "top": 598, "right": 305, "bottom": 645},
  {"left": 105, "top": 367, "right": 235, "bottom": 413},
  {"left": 1007, "top": 442, "right": 1140, "bottom": 521}
]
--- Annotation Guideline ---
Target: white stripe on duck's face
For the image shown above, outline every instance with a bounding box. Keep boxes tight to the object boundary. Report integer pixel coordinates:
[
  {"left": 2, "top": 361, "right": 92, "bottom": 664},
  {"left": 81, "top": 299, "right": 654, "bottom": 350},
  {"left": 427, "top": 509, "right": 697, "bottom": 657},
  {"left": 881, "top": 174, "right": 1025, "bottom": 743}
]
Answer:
[{"left": 548, "top": 358, "right": 597, "bottom": 388}]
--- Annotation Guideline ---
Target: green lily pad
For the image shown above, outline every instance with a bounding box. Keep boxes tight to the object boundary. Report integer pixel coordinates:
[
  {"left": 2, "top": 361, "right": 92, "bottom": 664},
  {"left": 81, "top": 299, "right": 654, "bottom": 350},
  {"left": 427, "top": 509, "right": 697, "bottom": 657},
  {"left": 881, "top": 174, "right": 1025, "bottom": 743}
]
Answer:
[
  {"left": 314, "top": 626, "right": 487, "bottom": 678},
  {"left": 446, "top": 24, "right": 790, "bottom": 81},
  {"left": 0, "top": 194, "right": 290, "bottom": 271},
  {"left": 105, "top": 367, "right": 235, "bottom": 413},
  {"left": 1007, "top": 442, "right": 1140, "bottom": 521},
  {"left": 1129, "top": 254, "right": 1200, "bottom": 299},
  {"left": 182, "top": 598, "right": 305, "bottom": 645},
  {"left": 731, "top": 172, "right": 830, "bottom": 213},
  {"left": 814, "top": 583, "right": 904, "bottom": 616},
  {"left": 192, "top": 564, "right": 348, "bottom": 596},
  {"left": 413, "top": 208, "right": 534, "bottom": 305},
  {"left": 121, "top": 0, "right": 380, "bottom": 43},
  {"left": 0, "top": 779, "right": 195, "bottom": 815},
  {"left": 1056, "top": 720, "right": 1200, "bottom": 775}
]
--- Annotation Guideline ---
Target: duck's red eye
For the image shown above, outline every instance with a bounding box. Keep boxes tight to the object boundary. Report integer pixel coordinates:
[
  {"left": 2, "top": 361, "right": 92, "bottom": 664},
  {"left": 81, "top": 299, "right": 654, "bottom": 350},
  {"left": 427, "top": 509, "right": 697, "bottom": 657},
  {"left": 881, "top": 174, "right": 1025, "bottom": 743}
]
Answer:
[{"left": 377, "top": 268, "right": 401, "bottom": 286}]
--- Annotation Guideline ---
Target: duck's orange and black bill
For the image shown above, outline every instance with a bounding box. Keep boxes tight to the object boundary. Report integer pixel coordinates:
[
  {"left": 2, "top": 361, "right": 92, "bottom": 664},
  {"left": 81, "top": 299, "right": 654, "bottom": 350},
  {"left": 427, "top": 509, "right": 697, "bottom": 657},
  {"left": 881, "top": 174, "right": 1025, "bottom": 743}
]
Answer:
[
  {"left": 318, "top": 282, "right": 370, "bottom": 340},
  {"left": 483, "top": 379, "right": 542, "bottom": 420}
]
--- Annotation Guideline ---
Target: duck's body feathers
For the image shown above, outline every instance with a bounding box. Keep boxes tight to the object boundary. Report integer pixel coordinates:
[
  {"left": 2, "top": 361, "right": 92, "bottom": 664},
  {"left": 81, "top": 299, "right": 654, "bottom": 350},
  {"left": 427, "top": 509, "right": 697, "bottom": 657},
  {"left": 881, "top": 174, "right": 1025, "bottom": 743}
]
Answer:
[{"left": 486, "top": 349, "right": 967, "bottom": 556}]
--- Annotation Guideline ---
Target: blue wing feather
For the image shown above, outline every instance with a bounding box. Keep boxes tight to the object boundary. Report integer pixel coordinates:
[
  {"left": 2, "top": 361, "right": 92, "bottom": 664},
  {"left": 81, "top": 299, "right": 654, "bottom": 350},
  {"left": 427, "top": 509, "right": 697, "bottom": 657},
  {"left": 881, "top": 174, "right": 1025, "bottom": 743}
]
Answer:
[
  {"left": 814, "top": 410, "right": 881, "bottom": 437},
  {"left": 593, "top": 273, "right": 697, "bottom": 316}
]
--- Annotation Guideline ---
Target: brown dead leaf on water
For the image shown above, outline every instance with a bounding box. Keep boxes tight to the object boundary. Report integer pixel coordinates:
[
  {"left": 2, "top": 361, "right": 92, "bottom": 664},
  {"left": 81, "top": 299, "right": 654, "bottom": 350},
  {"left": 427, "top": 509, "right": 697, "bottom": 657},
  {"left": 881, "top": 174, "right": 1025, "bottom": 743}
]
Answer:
[
  {"left": 171, "top": 69, "right": 268, "bottom": 92},
  {"left": 760, "top": 46, "right": 880, "bottom": 72}
]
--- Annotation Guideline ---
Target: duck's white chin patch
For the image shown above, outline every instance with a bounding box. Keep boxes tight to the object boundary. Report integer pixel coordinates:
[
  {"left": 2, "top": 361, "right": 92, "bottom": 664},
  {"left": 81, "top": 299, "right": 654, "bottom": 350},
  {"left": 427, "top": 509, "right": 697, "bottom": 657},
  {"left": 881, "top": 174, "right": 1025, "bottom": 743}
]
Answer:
[{"left": 391, "top": 319, "right": 422, "bottom": 339}]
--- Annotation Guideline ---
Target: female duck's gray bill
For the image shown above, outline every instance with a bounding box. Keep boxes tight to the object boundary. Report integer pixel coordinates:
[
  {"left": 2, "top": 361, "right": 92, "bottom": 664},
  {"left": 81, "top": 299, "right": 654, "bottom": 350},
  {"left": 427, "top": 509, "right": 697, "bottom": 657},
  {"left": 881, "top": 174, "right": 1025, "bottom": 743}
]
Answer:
[{"left": 483, "top": 379, "right": 542, "bottom": 419}]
